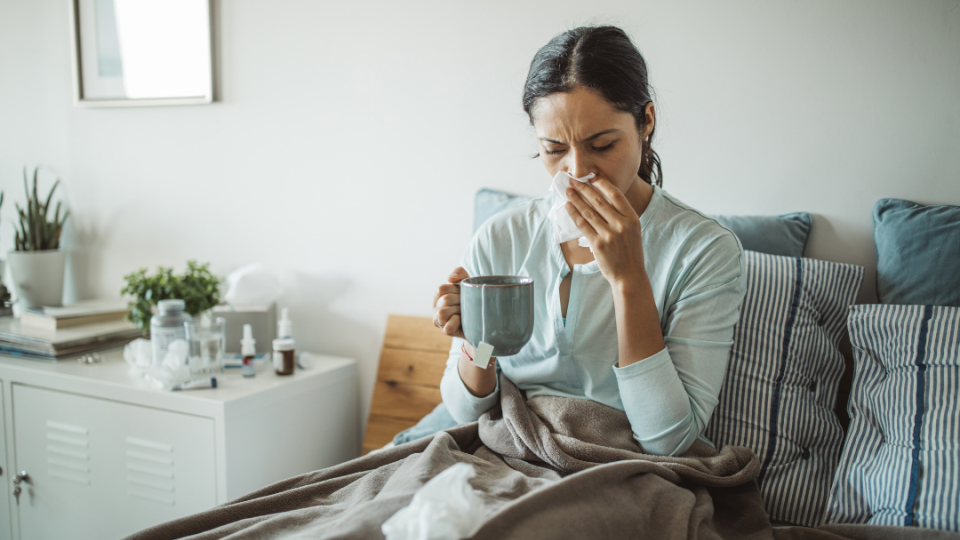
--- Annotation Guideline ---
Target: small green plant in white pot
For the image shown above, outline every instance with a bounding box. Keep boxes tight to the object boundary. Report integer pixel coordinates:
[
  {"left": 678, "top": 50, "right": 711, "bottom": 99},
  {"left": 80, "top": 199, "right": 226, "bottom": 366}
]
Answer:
[{"left": 7, "top": 166, "right": 70, "bottom": 310}]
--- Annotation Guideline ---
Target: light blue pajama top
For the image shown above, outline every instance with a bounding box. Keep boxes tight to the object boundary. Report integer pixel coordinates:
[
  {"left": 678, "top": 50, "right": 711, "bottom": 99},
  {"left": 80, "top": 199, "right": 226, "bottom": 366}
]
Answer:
[{"left": 439, "top": 184, "right": 747, "bottom": 456}]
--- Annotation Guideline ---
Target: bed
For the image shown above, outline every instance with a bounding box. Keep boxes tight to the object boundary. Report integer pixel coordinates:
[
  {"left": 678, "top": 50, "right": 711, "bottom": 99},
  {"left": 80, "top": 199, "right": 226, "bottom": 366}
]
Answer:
[{"left": 127, "top": 195, "right": 960, "bottom": 539}]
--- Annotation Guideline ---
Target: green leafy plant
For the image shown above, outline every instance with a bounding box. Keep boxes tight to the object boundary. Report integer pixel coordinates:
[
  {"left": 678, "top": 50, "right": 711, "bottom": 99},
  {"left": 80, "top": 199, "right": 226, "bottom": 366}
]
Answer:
[
  {"left": 15, "top": 166, "right": 70, "bottom": 251},
  {"left": 121, "top": 261, "right": 223, "bottom": 335}
]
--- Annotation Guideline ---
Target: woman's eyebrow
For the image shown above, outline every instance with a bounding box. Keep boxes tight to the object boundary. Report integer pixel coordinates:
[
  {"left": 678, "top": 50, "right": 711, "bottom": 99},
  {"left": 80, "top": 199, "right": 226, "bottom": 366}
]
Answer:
[{"left": 538, "top": 129, "right": 620, "bottom": 145}]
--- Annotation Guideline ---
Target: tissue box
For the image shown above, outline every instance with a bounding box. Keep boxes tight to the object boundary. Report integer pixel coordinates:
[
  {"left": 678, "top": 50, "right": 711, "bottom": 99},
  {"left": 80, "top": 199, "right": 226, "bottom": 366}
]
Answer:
[{"left": 212, "top": 303, "right": 276, "bottom": 355}]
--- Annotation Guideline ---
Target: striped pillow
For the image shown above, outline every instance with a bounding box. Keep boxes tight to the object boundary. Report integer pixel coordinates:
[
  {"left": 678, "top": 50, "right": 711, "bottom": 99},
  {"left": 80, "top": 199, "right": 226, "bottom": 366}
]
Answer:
[
  {"left": 705, "top": 251, "right": 863, "bottom": 526},
  {"left": 825, "top": 305, "right": 960, "bottom": 531}
]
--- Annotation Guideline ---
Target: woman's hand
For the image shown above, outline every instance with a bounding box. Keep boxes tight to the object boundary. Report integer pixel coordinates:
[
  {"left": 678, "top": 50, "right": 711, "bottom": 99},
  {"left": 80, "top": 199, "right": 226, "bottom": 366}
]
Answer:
[
  {"left": 434, "top": 267, "right": 497, "bottom": 397},
  {"left": 433, "top": 267, "right": 469, "bottom": 339},
  {"left": 564, "top": 177, "right": 646, "bottom": 286}
]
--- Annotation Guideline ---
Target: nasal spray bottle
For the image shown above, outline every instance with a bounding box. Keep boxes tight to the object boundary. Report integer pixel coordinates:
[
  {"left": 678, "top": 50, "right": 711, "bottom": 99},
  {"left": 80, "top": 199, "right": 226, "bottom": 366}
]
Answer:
[
  {"left": 241, "top": 324, "right": 257, "bottom": 378},
  {"left": 272, "top": 308, "right": 296, "bottom": 375}
]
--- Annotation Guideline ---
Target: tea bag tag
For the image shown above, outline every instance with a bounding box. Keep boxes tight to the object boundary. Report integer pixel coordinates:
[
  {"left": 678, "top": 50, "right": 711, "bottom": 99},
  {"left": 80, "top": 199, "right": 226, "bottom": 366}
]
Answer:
[{"left": 472, "top": 341, "right": 494, "bottom": 369}]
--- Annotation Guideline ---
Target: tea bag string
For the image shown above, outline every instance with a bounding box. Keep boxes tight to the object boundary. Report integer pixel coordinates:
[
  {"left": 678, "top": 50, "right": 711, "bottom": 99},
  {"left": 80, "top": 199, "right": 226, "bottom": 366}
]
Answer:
[{"left": 480, "top": 285, "right": 486, "bottom": 345}]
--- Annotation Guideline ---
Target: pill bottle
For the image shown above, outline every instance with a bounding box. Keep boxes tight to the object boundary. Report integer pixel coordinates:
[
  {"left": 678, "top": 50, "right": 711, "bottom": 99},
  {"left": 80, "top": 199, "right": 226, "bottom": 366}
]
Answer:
[
  {"left": 151, "top": 299, "right": 192, "bottom": 365},
  {"left": 272, "top": 338, "right": 295, "bottom": 375},
  {"left": 240, "top": 324, "right": 256, "bottom": 378}
]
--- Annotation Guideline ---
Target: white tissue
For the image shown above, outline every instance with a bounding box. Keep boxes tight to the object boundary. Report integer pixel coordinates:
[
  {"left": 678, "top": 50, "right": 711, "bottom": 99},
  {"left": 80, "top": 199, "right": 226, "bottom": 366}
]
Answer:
[
  {"left": 223, "top": 263, "right": 282, "bottom": 307},
  {"left": 547, "top": 171, "right": 597, "bottom": 249},
  {"left": 124, "top": 338, "right": 191, "bottom": 390},
  {"left": 381, "top": 463, "right": 486, "bottom": 540}
]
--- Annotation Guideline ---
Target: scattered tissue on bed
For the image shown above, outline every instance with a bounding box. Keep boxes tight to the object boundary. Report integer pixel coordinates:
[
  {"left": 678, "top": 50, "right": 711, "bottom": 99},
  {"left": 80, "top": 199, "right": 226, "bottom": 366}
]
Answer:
[
  {"left": 548, "top": 170, "right": 597, "bottom": 249},
  {"left": 381, "top": 462, "right": 485, "bottom": 540}
]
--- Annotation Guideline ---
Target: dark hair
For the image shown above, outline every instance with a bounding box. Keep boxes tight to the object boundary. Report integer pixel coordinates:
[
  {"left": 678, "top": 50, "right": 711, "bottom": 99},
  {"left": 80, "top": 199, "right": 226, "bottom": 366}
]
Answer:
[{"left": 522, "top": 26, "right": 662, "bottom": 187}]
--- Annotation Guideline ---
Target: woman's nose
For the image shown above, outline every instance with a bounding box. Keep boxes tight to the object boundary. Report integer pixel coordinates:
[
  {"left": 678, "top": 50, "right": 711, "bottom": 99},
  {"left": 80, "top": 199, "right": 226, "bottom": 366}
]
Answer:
[{"left": 566, "top": 149, "right": 592, "bottom": 179}]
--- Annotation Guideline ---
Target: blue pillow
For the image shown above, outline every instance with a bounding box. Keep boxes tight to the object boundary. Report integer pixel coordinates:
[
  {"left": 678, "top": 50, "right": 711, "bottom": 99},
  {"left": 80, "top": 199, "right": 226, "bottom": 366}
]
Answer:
[
  {"left": 473, "top": 188, "right": 531, "bottom": 233},
  {"left": 475, "top": 187, "right": 813, "bottom": 257},
  {"left": 392, "top": 403, "right": 456, "bottom": 446},
  {"left": 826, "top": 304, "right": 960, "bottom": 532},
  {"left": 711, "top": 213, "right": 813, "bottom": 257},
  {"left": 705, "top": 251, "right": 864, "bottom": 526},
  {"left": 874, "top": 199, "right": 960, "bottom": 307}
]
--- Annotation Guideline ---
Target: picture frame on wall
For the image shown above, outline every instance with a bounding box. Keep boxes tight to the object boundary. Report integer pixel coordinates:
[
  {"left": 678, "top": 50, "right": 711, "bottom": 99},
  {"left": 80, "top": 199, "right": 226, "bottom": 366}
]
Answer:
[{"left": 69, "top": 0, "right": 214, "bottom": 107}]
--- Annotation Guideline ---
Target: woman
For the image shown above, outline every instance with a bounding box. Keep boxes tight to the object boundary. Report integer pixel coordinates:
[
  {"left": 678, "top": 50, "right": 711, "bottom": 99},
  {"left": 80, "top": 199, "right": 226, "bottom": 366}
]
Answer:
[{"left": 433, "top": 26, "right": 746, "bottom": 457}]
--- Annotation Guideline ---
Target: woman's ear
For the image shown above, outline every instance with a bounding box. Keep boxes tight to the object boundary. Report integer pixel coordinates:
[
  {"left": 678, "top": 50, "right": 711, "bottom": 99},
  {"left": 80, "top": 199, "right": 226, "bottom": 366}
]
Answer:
[{"left": 642, "top": 102, "right": 656, "bottom": 141}]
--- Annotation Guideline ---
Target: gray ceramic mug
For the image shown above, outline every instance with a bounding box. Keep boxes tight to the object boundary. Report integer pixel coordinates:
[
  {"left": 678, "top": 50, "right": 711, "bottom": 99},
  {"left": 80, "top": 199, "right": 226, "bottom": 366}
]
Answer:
[{"left": 459, "top": 276, "right": 535, "bottom": 357}]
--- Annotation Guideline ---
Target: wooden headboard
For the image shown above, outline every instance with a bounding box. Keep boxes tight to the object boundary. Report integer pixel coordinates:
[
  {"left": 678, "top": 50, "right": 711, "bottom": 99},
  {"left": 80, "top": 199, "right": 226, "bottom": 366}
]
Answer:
[{"left": 362, "top": 315, "right": 451, "bottom": 454}]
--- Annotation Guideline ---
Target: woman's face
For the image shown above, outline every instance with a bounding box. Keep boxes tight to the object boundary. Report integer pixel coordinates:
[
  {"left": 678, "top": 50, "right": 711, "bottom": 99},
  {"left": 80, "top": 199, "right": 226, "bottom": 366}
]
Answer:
[{"left": 532, "top": 85, "right": 654, "bottom": 196}]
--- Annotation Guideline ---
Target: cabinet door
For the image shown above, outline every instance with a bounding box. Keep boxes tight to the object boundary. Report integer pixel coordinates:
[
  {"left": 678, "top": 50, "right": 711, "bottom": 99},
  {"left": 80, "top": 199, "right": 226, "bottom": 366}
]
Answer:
[
  {"left": 0, "top": 384, "right": 11, "bottom": 540},
  {"left": 13, "top": 384, "right": 216, "bottom": 540}
]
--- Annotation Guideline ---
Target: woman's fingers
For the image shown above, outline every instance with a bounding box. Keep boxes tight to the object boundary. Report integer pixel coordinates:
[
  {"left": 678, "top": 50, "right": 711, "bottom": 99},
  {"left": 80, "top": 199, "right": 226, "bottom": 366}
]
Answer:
[
  {"left": 564, "top": 188, "right": 603, "bottom": 237},
  {"left": 436, "top": 305, "right": 460, "bottom": 328},
  {"left": 567, "top": 180, "right": 622, "bottom": 223},
  {"left": 441, "top": 314, "right": 463, "bottom": 338},
  {"left": 448, "top": 266, "right": 470, "bottom": 283},
  {"left": 585, "top": 177, "right": 637, "bottom": 219},
  {"left": 435, "top": 291, "right": 460, "bottom": 309}
]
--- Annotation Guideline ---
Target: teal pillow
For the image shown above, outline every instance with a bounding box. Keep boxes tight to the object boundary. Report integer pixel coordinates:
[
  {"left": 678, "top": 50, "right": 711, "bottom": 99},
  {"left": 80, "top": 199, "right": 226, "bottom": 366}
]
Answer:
[
  {"left": 874, "top": 198, "right": 960, "bottom": 307},
  {"left": 473, "top": 188, "right": 531, "bottom": 233},
  {"left": 475, "top": 187, "right": 813, "bottom": 257},
  {"left": 711, "top": 213, "right": 813, "bottom": 258}
]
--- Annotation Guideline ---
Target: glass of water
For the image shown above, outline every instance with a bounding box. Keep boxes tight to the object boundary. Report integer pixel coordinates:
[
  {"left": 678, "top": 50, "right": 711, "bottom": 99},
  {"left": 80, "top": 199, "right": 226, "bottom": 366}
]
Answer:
[{"left": 184, "top": 317, "right": 226, "bottom": 376}]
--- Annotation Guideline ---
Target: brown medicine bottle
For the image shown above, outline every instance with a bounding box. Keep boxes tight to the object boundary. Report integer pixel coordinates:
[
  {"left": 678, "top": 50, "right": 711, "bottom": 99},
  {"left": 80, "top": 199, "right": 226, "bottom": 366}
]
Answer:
[{"left": 272, "top": 338, "right": 295, "bottom": 375}]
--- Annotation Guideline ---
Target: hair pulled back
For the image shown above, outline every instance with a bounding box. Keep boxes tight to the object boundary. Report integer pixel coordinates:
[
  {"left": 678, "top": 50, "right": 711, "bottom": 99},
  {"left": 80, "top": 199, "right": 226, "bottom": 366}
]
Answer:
[{"left": 522, "top": 26, "right": 662, "bottom": 187}]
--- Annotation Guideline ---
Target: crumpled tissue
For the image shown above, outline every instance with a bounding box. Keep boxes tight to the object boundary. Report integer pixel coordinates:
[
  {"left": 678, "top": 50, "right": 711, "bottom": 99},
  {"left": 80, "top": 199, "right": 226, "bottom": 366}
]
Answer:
[
  {"left": 547, "top": 171, "right": 597, "bottom": 249},
  {"left": 381, "top": 463, "right": 486, "bottom": 540},
  {"left": 124, "top": 338, "right": 191, "bottom": 391},
  {"left": 223, "top": 263, "right": 282, "bottom": 307}
]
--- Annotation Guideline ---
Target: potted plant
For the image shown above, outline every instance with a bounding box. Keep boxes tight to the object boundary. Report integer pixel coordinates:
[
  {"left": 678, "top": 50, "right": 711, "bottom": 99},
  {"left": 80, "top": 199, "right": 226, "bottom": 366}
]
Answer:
[
  {"left": 121, "top": 261, "right": 222, "bottom": 335},
  {"left": 7, "top": 166, "right": 70, "bottom": 310},
  {"left": 0, "top": 192, "right": 12, "bottom": 316}
]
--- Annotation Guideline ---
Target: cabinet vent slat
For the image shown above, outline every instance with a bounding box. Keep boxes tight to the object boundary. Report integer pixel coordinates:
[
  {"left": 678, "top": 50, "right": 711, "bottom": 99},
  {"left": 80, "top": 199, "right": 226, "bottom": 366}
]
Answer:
[
  {"left": 126, "top": 450, "right": 174, "bottom": 465},
  {"left": 48, "top": 469, "right": 91, "bottom": 485},
  {"left": 127, "top": 475, "right": 175, "bottom": 492},
  {"left": 47, "top": 456, "right": 90, "bottom": 472},
  {"left": 126, "top": 462, "right": 174, "bottom": 479},
  {"left": 126, "top": 436, "right": 174, "bottom": 453},
  {"left": 128, "top": 488, "right": 175, "bottom": 505},
  {"left": 47, "top": 444, "right": 89, "bottom": 460},
  {"left": 45, "top": 420, "right": 88, "bottom": 435},
  {"left": 47, "top": 433, "right": 88, "bottom": 447}
]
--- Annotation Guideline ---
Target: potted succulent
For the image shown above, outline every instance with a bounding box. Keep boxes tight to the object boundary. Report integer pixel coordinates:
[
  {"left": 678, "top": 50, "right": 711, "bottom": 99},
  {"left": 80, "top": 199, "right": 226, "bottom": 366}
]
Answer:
[
  {"left": 0, "top": 193, "right": 12, "bottom": 316},
  {"left": 7, "top": 166, "right": 70, "bottom": 310}
]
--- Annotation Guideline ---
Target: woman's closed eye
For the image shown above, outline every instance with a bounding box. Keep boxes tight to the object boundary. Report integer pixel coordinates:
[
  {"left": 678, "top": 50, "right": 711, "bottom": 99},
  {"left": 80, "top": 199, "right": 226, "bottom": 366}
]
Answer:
[
  {"left": 544, "top": 141, "right": 615, "bottom": 155},
  {"left": 592, "top": 141, "right": 615, "bottom": 152}
]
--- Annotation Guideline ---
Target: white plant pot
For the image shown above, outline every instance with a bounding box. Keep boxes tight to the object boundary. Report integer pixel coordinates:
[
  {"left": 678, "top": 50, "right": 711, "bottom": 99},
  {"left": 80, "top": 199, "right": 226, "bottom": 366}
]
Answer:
[{"left": 7, "top": 250, "right": 66, "bottom": 309}]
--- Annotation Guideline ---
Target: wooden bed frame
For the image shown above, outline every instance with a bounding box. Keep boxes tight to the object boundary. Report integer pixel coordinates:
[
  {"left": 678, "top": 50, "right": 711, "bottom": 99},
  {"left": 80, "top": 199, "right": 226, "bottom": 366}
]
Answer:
[
  {"left": 361, "top": 314, "right": 854, "bottom": 454},
  {"left": 362, "top": 315, "right": 450, "bottom": 454}
]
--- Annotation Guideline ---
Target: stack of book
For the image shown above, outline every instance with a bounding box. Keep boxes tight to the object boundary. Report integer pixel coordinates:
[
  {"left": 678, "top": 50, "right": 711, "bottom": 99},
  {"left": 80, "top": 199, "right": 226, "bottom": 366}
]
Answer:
[{"left": 0, "top": 300, "right": 142, "bottom": 360}]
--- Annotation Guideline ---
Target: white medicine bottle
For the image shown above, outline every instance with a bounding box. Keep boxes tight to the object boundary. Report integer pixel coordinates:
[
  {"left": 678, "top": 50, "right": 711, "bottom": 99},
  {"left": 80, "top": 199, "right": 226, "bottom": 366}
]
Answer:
[{"left": 151, "top": 299, "right": 193, "bottom": 364}]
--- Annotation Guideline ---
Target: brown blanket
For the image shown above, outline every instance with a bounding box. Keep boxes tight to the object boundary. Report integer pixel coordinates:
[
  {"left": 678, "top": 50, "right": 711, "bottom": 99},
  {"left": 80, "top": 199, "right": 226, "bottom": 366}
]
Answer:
[{"left": 128, "top": 375, "right": 959, "bottom": 540}]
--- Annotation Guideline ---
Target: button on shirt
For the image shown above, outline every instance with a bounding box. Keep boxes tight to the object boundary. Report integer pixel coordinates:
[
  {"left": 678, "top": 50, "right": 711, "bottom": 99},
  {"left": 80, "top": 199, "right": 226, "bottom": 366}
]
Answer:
[{"left": 440, "top": 185, "right": 746, "bottom": 456}]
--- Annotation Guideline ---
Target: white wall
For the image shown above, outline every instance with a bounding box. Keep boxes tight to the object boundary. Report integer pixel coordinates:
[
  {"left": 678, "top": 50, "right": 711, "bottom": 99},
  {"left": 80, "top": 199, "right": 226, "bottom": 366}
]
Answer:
[{"left": 2, "top": 0, "right": 959, "bottom": 428}]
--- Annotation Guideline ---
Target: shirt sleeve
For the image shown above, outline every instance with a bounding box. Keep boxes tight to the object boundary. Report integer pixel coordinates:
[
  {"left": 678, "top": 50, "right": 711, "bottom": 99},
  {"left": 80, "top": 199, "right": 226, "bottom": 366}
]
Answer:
[
  {"left": 440, "top": 337, "right": 501, "bottom": 424},
  {"left": 612, "top": 236, "right": 746, "bottom": 456},
  {"left": 439, "top": 225, "right": 502, "bottom": 424}
]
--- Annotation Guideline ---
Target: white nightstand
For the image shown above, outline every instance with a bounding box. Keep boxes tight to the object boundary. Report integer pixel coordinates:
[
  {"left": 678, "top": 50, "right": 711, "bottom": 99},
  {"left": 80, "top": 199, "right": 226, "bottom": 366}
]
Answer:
[{"left": 0, "top": 346, "right": 360, "bottom": 540}]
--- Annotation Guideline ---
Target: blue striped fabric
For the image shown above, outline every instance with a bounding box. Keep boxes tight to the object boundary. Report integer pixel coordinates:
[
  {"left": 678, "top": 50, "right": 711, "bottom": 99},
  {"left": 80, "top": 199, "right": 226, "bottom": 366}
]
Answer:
[
  {"left": 825, "top": 304, "right": 960, "bottom": 532},
  {"left": 705, "top": 251, "right": 863, "bottom": 526}
]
